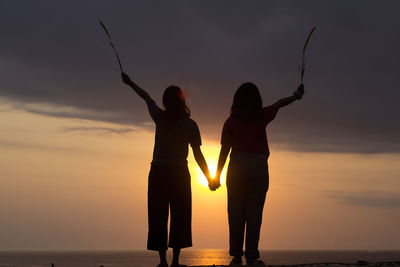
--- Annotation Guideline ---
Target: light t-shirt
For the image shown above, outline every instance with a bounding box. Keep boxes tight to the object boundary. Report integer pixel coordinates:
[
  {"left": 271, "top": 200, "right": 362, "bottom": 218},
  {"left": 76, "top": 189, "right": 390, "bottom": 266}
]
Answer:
[
  {"left": 146, "top": 99, "right": 202, "bottom": 166},
  {"left": 220, "top": 104, "right": 279, "bottom": 158}
]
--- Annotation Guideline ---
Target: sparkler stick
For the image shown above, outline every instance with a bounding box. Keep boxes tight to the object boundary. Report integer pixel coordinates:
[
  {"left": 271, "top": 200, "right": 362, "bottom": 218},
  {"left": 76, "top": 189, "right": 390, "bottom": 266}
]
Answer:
[
  {"left": 99, "top": 20, "right": 123, "bottom": 72},
  {"left": 300, "top": 26, "right": 316, "bottom": 83}
]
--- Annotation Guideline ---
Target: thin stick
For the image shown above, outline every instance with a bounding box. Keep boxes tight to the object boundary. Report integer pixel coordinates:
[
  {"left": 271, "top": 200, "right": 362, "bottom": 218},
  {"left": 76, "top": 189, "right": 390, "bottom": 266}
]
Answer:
[
  {"left": 99, "top": 20, "right": 123, "bottom": 72},
  {"left": 300, "top": 26, "right": 316, "bottom": 83}
]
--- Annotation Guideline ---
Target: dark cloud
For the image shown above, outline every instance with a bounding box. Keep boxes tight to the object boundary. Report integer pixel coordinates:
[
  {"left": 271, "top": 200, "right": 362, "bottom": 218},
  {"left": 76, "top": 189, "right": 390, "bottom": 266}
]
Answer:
[
  {"left": 0, "top": 1, "right": 399, "bottom": 153},
  {"left": 326, "top": 190, "right": 400, "bottom": 209}
]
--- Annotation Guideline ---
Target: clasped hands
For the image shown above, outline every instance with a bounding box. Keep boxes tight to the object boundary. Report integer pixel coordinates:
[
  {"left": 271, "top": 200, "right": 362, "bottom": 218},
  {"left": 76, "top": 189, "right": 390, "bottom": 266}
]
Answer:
[{"left": 207, "top": 175, "right": 221, "bottom": 191}]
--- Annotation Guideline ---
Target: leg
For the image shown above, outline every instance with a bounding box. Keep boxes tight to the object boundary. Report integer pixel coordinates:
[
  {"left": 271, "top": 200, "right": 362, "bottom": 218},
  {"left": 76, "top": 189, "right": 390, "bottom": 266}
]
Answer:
[
  {"left": 226, "top": 162, "right": 246, "bottom": 258},
  {"left": 172, "top": 248, "right": 181, "bottom": 266},
  {"left": 158, "top": 250, "right": 167, "bottom": 266},
  {"left": 169, "top": 166, "right": 192, "bottom": 249},
  {"left": 245, "top": 163, "right": 269, "bottom": 261},
  {"left": 147, "top": 167, "right": 169, "bottom": 252}
]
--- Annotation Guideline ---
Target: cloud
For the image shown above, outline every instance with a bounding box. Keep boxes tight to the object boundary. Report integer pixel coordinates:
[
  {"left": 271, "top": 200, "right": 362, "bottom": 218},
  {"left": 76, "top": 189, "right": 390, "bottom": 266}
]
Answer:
[
  {"left": 12, "top": 101, "right": 124, "bottom": 122},
  {"left": 0, "top": 1, "right": 399, "bottom": 153},
  {"left": 326, "top": 190, "right": 400, "bottom": 209},
  {"left": 62, "top": 126, "right": 136, "bottom": 135},
  {"left": 0, "top": 140, "right": 87, "bottom": 153}
]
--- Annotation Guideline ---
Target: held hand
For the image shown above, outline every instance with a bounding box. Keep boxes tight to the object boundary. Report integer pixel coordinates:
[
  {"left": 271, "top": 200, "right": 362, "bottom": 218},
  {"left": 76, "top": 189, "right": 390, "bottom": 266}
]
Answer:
[
  {"left": 214, "top": 178, "right": 221, "bottom": 190},
  {"left": 208, "top": 180, "right": 217, "bottom": 191},
  {"left": 121, "top": 72, "right": 133, "bottom": 85},
  {"left": 208, "top": 176, "right": 221, "bottom": 191},
  {"left": 208, "top": 179, "right": 215, "bottom": 191}
]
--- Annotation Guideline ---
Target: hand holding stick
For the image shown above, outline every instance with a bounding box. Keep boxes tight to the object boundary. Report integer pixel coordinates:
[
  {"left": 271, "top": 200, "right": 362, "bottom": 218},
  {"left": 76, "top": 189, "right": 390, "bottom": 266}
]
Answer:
[
  {"left": 293, "top": 83, "right": 305, "bottom": 100},
  {"left": 121, "top": 72, "right": 133, "bottom": 85}
]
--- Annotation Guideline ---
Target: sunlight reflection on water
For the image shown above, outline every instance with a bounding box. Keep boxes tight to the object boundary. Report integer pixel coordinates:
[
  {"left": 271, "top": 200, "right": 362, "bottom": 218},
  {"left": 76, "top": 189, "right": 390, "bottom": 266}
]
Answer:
[{"left": 182, "top": 249, "right": 230, "bottom": 266}]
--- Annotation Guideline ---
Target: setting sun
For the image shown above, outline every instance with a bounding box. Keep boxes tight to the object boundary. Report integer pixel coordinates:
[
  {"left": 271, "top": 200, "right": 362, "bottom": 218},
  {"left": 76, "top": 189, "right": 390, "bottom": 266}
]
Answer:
[
  {"left": 189, "top": 144, "right": 228, "bottom": 188},
  {"left": 196, "top": 162, "right": 217, "bottom": 187}
]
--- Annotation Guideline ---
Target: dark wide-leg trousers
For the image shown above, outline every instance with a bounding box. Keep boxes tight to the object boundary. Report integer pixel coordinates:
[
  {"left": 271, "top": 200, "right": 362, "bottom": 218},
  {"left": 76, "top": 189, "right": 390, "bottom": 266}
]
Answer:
[
  {"left": 226, "top": 152, "right": 269, "bottom": 260},
  {"left": 147, "top": 165, "right": 192, "bottom": 251}
]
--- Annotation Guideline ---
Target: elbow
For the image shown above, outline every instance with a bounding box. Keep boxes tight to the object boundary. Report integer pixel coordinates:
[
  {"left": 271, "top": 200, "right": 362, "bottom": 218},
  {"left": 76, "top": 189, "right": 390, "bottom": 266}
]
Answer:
[
  {"left": 192, "top": 146, "right": 202, "bottom": 159},
  {"left": 221, "top": 145, "right": 231, "bottom": 154},
  {"left": 193, "top": 151, "right": 200, "bottom": 161},
  {"left": 193, "top": 153, "right": 204, "bottom": 167}
]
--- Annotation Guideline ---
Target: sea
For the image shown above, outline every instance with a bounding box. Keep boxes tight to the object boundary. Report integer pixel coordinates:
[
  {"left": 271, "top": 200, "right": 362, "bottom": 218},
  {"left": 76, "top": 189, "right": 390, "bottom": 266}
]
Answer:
[{"left": 0, "top": 250, "right": 399, "bottom": 267}]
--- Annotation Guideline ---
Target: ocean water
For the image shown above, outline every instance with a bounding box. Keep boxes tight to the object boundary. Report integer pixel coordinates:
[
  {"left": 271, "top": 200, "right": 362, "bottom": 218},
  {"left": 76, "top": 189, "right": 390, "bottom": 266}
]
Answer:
[{"left": 0, "top": 250, "right": 399, "bottom": 267}]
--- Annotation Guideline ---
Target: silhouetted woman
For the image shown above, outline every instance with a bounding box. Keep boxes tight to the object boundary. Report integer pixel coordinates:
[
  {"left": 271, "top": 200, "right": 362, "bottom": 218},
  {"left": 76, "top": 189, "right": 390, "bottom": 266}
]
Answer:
[
  {"left": 213, "top": 82, "right": 305, "bottom": 266},
  {"left": 122, "top": 72, "right": 213, "bottom": 267}
]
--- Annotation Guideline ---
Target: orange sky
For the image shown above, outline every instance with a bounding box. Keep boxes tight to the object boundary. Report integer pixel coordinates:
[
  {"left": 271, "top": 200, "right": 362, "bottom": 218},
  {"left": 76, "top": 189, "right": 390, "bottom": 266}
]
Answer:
[{"left": 1, "top": 103, "right": 399, "bottom": 250}]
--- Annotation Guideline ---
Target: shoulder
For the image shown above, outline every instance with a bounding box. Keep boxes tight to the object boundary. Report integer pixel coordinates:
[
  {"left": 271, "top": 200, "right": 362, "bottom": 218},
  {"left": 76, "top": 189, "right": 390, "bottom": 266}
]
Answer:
[
  {"left": 185, "top": 118, "right": 202, "bottom": 144},
  {"left": 146, "top": 98, "right": 167, "bottom": 124},
  {"left": 224, "top": 116, "right": 233, "bottom": 124},
  {"left": 263, "top": 104, "right": 279, "bottom": 113},
  {"left": 262, "top": 104, "right": 279, "bottom": 124},
  {"left": 147, "top": 98, "right": 161, "bottom": 110},
  {"left": 222, "top": 116, "right": 235, "bottom": 131},
  {"left": 184, "top": 117, "right": 200, "bottom": 130},
  {"left": 187, "top": 117, "right": 197, "bottom": 124},
  {"left": 147, "top": 98, "right": 164, "bottom": 115},
  {"left": 224, "top": 116, "right": 236, "bottom": 126},
  {"left": 183, "top": 117, "right": 196, "bottom": 125}
]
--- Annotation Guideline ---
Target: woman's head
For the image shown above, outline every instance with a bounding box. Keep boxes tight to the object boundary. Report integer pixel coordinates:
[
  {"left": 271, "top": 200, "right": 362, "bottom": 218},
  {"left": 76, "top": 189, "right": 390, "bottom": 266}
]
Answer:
[
  {"left": 231, "top": 82, "right": 263, "bottom": 121},
  {"left": 163, "top": 85, "right": 190, "bottom": 120}
]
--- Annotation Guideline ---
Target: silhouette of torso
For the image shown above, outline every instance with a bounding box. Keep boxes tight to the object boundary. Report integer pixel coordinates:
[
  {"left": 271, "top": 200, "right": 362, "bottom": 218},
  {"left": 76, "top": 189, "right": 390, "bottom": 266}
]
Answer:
[
  {"left": 221, "top": 104, "right": 278, "bottom": 157},
  {"left": 147, "top": 99, "right": 201, "bottom": 166}
]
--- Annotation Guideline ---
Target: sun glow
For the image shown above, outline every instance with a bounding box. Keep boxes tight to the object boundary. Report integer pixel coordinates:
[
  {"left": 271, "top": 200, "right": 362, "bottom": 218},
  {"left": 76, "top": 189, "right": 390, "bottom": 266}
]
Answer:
[
  {"left": 196, "top": 162, "right": 217, "bottom": 187},
  {"left": 189, "top": 144, "right": 228, "bottom": 188}
]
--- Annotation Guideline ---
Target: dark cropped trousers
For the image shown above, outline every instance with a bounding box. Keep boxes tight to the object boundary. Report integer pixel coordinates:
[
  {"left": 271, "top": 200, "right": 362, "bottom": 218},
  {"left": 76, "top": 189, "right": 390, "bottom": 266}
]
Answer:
[
  {"left": 147, "top": 165, "right": 192, "bottom": 251},
  {"left": 226, "top": 152, "right": 269, "bottom": 260}
]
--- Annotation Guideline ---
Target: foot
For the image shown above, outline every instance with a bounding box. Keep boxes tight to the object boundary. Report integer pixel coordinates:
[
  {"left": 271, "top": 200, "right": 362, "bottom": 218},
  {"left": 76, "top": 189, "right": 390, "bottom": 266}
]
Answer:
[
  {"left": 246, "top": 259, "right": 265, "bottom": 266},
  {"left": 170, "top": 264, "right": 187, "bottom": 267},
  {"left": 157, "top": 263, "right": 168, "bottom": 267},
  {"left": 229, "top": 256, "right": 243, "bottom": 266}
]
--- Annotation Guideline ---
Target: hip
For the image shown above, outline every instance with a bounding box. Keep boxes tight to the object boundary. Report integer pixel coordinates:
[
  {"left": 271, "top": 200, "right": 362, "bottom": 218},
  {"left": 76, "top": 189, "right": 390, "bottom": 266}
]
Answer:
[
  {"left": 227, "top": 151, "right": 269, "bottom": 188},
  {"left": 229, "top": 151, "right": 268, "bottom": 167},
  {"left": 148, "top": 164, "right": 191, "bottom": 183}
]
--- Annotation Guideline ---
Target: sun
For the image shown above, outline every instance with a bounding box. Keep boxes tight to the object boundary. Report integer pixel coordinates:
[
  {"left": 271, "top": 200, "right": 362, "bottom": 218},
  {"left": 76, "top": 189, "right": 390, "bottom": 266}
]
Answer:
[
  {"left": 196, "top": 162, "right": 218, "bottom": 187},
  {"left": 188, "top": 144, "right": 228, "bottom": 188}
]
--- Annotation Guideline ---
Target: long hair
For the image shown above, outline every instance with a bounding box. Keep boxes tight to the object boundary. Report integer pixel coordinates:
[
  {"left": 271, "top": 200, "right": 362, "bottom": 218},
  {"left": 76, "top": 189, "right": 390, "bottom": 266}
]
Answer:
[
  {"left": 231, "top": 82, "right": 263, "bottom": 122},
  {"left": 162, "top": 85, "right": 190, "bottom": 121}
]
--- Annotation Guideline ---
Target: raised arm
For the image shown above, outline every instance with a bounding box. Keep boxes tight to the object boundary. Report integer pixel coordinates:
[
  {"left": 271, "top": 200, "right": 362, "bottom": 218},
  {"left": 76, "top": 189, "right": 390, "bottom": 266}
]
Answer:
[
  {"left": 274, "top": 84, "right": 305, "bottom": 109},
  {"left": 192, "top": 145, "right": 213, "bottom": 188},
  {"left": 121, "top": 72, "right": 151, "bottom": 102},
  {"left": 213, "top": 144, "right": 231, "bottom": 190}
]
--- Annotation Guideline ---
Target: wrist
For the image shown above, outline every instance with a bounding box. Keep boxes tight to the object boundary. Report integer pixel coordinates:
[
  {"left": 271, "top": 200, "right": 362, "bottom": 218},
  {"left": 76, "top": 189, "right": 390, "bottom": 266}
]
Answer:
[{"left": 293, "top": 91, "right": 301, "bottom": 100}]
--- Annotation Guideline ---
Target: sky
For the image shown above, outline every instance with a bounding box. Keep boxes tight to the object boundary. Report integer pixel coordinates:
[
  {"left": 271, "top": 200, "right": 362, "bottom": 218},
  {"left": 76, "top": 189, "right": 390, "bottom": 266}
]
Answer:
[{"left": 1, "top": 0, "right": 400, "bottom": 250}]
